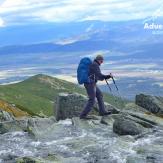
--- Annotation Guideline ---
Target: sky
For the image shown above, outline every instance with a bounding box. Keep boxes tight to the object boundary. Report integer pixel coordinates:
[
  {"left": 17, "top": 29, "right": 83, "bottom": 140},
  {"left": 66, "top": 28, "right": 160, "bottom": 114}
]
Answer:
[{"left": 0, "top": 0, "right": 163, "bottom": 27}]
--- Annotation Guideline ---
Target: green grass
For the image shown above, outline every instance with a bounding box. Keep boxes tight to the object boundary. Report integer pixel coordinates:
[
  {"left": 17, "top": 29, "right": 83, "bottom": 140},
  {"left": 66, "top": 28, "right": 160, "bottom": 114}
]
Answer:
[{"left": 0, "top": 74, "right": 128, "bottom": 116}]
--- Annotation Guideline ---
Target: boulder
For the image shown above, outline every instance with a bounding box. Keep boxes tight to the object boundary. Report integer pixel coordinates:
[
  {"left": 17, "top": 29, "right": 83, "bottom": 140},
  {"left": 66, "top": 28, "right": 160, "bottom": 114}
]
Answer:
[
  {"left": 0, "top": 116, "right": 49, "bottom": 134},
  {"left": 0, "top": 109, "right": 15, "bottom": 122},
  {"left": 0, "top": 121, "right": 24, "bottom": 134},
  {"left": 55, "top": 93, "right": 119, "bottom": 121},
  {"left": 0, "top": 110, "right": 33, "bottom": 134},
  {"left": 27, "top": 116, "right": 56, "bottom": 139},
  {"left": 113, "top": 116, "right": 144, "bottom": 135},
  {"left": 136, "top": 94, "right": 163, "bottom": 115}
]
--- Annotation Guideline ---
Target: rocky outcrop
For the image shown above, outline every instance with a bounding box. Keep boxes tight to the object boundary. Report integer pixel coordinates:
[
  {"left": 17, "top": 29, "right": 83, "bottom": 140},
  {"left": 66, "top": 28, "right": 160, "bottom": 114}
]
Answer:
[
  {"left": 0, "top": 110, "right": 16, "bottom": 134},
  {"left": 55, "top": 93, "right": 119, "bottom": 121},
  {"left": 101, "top": 111, "right": 156, "bottom": 136},
  {"left": 0, "top": 92, "right": 163, "bottom": 163},
  {"left": 0, "top": 109, "right": 15, "bottom": 122},
  {"left": 0, "top": 120, "right": 25, "bottom": 134},
  {"left": 136, "top": 94, "right": 163, "bottom": 115},
  {"left": 0, "top": 99, "right": 29, "bottom": 118}
]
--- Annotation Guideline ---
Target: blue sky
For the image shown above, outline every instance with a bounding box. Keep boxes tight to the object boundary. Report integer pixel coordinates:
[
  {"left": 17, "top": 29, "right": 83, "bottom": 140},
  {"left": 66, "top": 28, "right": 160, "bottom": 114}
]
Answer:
[{"left": 0, "top": 0, "right": 163, "bottom": 27}]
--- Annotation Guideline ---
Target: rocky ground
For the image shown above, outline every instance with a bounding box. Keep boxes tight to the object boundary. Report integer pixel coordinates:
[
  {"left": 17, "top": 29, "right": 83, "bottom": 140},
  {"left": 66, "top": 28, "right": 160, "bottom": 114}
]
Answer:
[{"left": 0, "top": 93, "right": 163, "bottom": 163}]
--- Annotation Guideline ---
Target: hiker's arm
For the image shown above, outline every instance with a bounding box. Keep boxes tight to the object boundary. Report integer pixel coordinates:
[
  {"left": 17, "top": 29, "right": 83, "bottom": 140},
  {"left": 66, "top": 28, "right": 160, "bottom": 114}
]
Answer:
[{"left": 94, "top": 65, "right": 111, "bottom": 81}]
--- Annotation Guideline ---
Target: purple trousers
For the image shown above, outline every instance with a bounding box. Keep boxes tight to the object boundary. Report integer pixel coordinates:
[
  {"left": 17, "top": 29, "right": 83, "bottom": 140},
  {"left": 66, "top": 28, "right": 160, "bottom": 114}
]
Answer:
[{"left": 80, "top": 83, "right": 106, "bottom": 117}]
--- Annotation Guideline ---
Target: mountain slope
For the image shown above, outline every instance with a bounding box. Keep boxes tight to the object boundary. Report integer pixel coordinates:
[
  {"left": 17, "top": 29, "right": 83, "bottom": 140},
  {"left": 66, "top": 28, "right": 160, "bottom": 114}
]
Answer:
[
  {"left": 0, "top": 99, "right": 29, "bottom": 117},
  {"left": 0, "top": 74, "right": 127, "bottom": 116}
]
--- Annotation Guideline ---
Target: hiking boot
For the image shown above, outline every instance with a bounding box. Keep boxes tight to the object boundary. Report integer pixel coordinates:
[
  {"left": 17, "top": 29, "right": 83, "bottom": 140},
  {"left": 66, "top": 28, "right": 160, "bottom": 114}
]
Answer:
[{"left": 99, "top": 111, "right": 112, "bottom": 116}]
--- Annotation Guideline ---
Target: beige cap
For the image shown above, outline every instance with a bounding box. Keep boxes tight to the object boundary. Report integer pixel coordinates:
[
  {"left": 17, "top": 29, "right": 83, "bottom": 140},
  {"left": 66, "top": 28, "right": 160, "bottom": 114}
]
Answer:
[{"left": 95, "top": 54, "right": 104, "bottom": 61}]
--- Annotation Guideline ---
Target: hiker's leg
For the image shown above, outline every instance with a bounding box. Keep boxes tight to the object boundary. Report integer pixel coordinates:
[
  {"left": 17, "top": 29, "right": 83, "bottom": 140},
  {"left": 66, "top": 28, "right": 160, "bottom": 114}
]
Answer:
[
  {"left": 96, "top": 86, "right": 106, "bottom": 114},
  {"left": 80, "top": 83, "right": 96, "bottom": 117}
]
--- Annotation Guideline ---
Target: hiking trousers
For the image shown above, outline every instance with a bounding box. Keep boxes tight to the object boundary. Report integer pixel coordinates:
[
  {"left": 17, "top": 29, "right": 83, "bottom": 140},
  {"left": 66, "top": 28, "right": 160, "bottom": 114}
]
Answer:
[{"left": 80, "top": 83, "right": 106, "bottom": 117}]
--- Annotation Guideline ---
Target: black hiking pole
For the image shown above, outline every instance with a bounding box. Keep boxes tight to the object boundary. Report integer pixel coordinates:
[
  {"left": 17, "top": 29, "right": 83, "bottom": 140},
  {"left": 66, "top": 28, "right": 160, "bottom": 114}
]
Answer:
[
  {"left": 110, "top": 73, "right": 126, "bottom": 107},
  {"left": 105, "top": 79, "right": 112, "bottom": 92},
  {"left": 110, "top": 73, "right": 119, "bottom": 91},
  {"left": 105, "top": 78, "right": 119, "bottom": 107}
]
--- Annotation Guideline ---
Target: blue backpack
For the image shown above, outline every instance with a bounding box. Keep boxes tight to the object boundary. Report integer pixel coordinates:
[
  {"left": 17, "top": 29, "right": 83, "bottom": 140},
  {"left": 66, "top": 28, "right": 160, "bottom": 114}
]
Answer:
[{"left": 77, "top": 57, "right": 92, "bottom": 84}]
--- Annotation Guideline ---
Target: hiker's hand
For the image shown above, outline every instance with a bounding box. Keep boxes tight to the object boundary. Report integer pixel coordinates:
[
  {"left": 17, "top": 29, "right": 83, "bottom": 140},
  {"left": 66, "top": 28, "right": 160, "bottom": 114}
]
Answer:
[
  {"left": 105, "top": 74, "right": 112, "bottom": 79},
  {"left": 109, "top": 73, "right": 113, "bottom": 78}
]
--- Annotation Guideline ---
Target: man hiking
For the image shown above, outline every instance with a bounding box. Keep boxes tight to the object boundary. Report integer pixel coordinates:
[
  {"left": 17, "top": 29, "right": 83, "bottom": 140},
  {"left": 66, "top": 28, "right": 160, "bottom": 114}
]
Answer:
[{"left": 80, "top": 55, "right": 112, "bottom": 119}]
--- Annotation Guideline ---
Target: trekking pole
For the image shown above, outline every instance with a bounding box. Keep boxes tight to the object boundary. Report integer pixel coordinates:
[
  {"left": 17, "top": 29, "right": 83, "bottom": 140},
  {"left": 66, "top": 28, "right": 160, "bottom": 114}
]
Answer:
[
  {"left": 110, "top": 73, "right": 119, "bottom": 91},
  {"left": 105, "top": 78, "right": 119, "bottom": 107},
  {"left": 110, "top": 73, "right": 126, "bottom": 107},
  {"left": 105, "top": 79, "right": 112, "bottom": 92}
]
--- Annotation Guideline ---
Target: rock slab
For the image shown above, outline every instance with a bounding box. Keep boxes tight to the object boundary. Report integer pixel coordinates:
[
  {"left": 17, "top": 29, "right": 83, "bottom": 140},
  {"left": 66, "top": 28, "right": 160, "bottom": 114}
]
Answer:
[{"left": 136, "top": 94, "right": 163, "bottom": 115}]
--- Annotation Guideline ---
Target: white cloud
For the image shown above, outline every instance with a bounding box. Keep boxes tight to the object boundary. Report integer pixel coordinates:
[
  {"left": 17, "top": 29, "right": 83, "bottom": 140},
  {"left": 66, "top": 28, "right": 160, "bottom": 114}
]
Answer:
[
  {"left": 53, "top": 74, "right": 78, "bottom": 83},
  {"left": 0, "top": 0, "right": 163, "bottom": 25},
  {"left": 109, "top": 63, "right": 158, "bottom": 70},
  {"left": 0, "top": 17, "right": 4, "bottom": 26}
]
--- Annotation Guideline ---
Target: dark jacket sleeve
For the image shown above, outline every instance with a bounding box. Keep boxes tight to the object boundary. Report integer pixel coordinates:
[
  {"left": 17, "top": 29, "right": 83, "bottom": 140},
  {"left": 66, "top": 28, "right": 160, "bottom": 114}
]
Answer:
[{"left": 93, "top": 63, "right": 111, "bottom": 81}]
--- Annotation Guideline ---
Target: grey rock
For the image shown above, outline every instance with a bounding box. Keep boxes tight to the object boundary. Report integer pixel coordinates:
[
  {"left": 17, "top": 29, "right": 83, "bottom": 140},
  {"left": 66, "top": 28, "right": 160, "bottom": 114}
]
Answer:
[
  {"left": 72, "top": 116, "right": 102, "bottom": 131},
  {"left": 113, "top": 116, "right": 144, "bottom": 135},
  {"left": 124, "top": 102, "right": 150, "bottom": 113},
  {"left": 1, "top": 154, "right": 18, "bottom": 163},
  {"left": 124, "top": 111, "right": 163, "bottom": 127},
  {"left": 135, "top": 143, "right": 163, "bottom": 163},
  {"left": 15, "top": 118, "right": 29, "bottom": 131},
  {"left": 126, "top": 156, "right": 146, "bottom": 163},
  {"left": 0, "top": 120, "right": 25, "bottom": 134},
  {"left": 0, "top": 116, "right": 55, "bottom": 135},
  {"left": 16, "top": 154, "right": 87, "bottom": 163},
  {"left": 27, "top": 116, "right": 57, "bottom": 139},
  {"left": 16, "top": 156, "right": 45, "bottom": 163},
  {"left": 0, "top": 109, "right": 15, "bottom": 122},
  {"left": 121, "top": 112, "right": 155, "bottom": 128},
  {"left": 102, "top": 111, "right": 155, "bottom": 135},
  {"left": 136, "top": 94, "right": 163, "bottom": 115},
  {"left": 55, "top": 93, "right": 119, "bottom": 121},
  {"left": 100, "top": 114, "right": 119, "bottom": 126}
]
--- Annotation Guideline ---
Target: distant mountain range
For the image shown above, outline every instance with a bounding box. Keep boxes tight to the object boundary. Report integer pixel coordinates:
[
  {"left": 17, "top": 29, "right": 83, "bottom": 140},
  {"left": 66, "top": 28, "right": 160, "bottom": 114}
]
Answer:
[
  {"left": 0, "top": 19, "right": 162, "bottom": 59},
  {"left": 0, "top": 18, "right": 163, "bottom": 46}
]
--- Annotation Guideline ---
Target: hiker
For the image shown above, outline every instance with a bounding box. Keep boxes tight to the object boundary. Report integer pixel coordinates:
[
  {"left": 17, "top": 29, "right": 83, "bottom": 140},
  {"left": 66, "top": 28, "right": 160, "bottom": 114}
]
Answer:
[{"left": 79, "top": 55, "right": 113, "bottom": 119}]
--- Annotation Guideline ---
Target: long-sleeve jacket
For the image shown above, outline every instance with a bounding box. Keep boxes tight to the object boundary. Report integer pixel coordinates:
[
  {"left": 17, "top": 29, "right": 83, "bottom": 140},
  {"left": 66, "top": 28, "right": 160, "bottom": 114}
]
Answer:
[{"left": 88, "top": 59, "right": 111, "bottom": 83}]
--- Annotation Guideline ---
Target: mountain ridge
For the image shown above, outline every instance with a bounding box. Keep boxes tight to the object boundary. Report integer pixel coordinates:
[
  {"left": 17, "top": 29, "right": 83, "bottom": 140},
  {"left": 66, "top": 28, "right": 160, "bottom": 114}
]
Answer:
[{"left": 0, "top": 74, "right": 127, "bottom": 117}]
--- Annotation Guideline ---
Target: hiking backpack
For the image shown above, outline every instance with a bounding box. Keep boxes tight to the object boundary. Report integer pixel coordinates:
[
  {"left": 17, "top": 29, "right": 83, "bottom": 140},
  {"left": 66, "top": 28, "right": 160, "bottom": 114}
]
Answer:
[{"left": 77, "top": 57, "right": 92, "bottom": 84}]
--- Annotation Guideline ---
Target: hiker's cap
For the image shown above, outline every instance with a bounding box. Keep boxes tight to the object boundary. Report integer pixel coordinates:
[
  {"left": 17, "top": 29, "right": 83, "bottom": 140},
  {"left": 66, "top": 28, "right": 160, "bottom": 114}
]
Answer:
[{"left": 95, "top": 54, "right": 104, "bottom": 61}]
